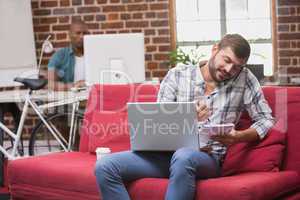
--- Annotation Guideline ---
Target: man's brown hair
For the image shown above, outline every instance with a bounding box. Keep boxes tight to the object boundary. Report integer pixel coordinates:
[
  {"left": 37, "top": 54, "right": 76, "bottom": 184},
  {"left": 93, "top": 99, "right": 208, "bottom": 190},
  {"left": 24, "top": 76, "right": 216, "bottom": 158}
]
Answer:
[{"left": 218, "top": 34, "right": 251, "bottom": 61}]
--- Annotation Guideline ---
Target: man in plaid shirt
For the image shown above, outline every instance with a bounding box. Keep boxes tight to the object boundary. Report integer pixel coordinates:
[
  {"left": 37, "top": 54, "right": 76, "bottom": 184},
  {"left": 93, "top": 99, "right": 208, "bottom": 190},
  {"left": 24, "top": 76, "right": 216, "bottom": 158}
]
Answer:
[{"left": 95, "top": 34, "right": 275, "bottom": 200}]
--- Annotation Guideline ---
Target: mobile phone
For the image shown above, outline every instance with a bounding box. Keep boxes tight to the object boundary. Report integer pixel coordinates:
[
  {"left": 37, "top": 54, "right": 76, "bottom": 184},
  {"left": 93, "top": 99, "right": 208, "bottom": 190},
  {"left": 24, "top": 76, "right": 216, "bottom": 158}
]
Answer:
[{"left": 200, "top": 123, "right": 234, "bottom": 136}]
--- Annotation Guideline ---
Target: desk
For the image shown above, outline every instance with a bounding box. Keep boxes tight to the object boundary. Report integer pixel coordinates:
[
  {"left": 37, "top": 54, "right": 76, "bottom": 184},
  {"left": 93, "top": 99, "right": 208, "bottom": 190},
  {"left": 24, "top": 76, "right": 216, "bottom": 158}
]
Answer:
[
  {"left": 0, "top": 89, "right": 88, "bottom": 103},
  {"left": 0, "top": 89, "right": 89, "bottom": 186}
]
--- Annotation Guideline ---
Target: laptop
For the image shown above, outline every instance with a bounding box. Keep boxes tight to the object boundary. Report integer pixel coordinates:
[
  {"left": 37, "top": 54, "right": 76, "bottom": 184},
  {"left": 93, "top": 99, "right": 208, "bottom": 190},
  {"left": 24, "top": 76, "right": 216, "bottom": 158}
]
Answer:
[{"left": 127, "top": 102, "right": 199, "bottom": 151}]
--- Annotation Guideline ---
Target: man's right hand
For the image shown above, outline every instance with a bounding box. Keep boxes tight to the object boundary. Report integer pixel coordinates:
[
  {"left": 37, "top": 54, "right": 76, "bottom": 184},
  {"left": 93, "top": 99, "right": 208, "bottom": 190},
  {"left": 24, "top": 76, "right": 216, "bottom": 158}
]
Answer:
[
  {"left": 195, "top": 100, "right": 210, "bottom": 122},
  {"left": 200, "top": 145, "right": 213, "bottom": 154}
]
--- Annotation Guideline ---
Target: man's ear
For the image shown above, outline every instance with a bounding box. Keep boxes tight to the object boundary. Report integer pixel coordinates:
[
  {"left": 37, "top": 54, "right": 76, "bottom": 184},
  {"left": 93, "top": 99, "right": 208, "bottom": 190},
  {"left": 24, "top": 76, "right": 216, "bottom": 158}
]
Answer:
[{"left": 211, "top": 44, "right": 219, "bottom": 56}]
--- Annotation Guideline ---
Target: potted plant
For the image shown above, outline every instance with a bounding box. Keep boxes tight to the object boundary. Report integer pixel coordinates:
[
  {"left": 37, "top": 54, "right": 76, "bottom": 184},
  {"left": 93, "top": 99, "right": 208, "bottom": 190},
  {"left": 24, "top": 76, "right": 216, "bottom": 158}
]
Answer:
[{"left": 169, "top": 47, "right": 205, "bottom": 66}]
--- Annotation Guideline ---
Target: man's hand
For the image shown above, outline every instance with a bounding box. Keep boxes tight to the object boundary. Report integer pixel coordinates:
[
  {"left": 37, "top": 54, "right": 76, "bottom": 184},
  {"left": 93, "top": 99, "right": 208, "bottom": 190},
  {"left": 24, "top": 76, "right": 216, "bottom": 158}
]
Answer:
[
  {"left": 211, "top": 128, "right": 260, "bottom": 146},
  {"left": 196, "top": 100, "right": 210, "bottom": 122},
  {"left": 73, "top": 80, "right": 86, "bottom": 88},
  {"left": 210, "top": 129, "right": 240, "bottom": 146},
  {"left": 199, "top": 145, "right": 213, "bottom": 154},
  {"left": 47, "top": 70, "right": 86, "bottom": 91}
]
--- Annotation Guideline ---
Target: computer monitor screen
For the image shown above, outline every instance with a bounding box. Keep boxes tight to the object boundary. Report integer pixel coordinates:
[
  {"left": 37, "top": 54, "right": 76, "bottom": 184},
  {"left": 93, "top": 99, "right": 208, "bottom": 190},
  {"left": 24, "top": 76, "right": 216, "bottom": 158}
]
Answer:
[
  {"left": 246, "top": 64, "right": 264, "bottom": 84},
  {"left": 84, "top": 33, "right": 145, "bottom": 85}
]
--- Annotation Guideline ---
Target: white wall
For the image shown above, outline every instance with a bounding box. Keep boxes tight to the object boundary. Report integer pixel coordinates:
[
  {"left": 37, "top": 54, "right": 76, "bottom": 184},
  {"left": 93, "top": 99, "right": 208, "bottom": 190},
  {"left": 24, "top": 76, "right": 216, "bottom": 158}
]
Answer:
[{"left": 0, "top": 0, "right": 37, "bottom": 87}]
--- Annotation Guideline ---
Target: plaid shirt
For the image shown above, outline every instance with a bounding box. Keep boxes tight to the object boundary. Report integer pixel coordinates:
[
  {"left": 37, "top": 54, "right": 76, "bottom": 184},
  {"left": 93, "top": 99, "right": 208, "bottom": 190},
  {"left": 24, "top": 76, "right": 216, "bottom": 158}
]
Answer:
[{"left": 157, "top": 63, "right": 275, "bottom": 157}]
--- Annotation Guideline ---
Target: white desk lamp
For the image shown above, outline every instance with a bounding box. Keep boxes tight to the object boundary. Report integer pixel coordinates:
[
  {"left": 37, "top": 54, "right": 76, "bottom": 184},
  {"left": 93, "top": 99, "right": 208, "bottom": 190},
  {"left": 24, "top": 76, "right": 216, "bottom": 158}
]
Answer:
[{"left": 37, "top": 35, "right": 53, "bottom": 77}]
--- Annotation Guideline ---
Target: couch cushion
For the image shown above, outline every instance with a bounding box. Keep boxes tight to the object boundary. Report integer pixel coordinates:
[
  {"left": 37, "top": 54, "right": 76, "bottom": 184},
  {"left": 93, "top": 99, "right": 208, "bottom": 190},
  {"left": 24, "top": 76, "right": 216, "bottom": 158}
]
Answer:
[
  {"left": 222, "top": 121, "right": 286, "bottom": 176},
  {"left": 262, "top": 87, "right": 300, "bottom": 177},
  {"left": 128, "top": 171, "right": 299, "bottom": 200},
  {"left": 88, "top": 111, "right": 130, "bottom": 153},
  {"left": 79, "top": 84, "right": 159, "bottom": 152},
  {"left": 8, "top": 152, "right": 99, "bottom": 200},
  {"left": 196, "top": 171, "right": 300, "bottom": 200},
  {"left": 10, "top": 184, "right": 99, "bottom": 200}
]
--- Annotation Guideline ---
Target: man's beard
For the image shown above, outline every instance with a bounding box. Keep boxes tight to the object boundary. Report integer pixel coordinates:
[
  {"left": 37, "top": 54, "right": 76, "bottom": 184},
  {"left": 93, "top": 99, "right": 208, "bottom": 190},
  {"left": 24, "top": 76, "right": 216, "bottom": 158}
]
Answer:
[
  {"left": 74, "top": 42, "right": 83, "bottom": 49},
  {"left": 71, "top": 39, "right": 83, "bottom": 49},
  {"left": 208, "top": 56, "right": 236, "bottom": 83}
]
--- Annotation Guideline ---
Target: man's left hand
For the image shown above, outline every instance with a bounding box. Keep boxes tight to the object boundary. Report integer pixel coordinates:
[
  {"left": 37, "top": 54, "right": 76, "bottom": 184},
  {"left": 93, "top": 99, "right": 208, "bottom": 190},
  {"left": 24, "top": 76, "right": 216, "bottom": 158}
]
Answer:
[
  {"left": 73, "top": 80, "right": 86, "bottom": 88},
  {"left": 210, "top": 129, "right": 240, "bottom": 146}
]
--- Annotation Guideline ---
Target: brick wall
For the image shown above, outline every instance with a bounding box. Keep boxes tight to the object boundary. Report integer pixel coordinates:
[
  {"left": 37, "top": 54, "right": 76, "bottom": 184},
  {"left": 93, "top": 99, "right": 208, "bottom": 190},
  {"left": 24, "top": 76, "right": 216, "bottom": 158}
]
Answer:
[
  {"left": 31, "top": 0, "right": 172, "bottom": 79},
  {"left": 276, "top": 0, "right": 300, "bottom": 83}
]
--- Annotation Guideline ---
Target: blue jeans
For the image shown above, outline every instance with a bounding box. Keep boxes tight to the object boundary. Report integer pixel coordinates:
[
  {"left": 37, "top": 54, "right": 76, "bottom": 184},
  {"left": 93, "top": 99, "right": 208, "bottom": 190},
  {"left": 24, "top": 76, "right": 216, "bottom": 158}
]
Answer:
[{"left": 95, "top": 147, "right": 221, "bottom": 200}]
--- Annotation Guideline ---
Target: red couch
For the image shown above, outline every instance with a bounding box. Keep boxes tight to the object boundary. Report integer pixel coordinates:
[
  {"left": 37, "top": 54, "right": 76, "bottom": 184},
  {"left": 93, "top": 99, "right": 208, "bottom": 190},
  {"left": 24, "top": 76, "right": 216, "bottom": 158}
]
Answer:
[{"left": 7, "top": 84, "right": 300, "bottom": 200}]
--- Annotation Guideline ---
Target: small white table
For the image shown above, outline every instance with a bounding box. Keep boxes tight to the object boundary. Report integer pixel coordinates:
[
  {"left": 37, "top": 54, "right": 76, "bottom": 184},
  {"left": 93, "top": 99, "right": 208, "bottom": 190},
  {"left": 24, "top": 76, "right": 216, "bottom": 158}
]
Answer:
[{"left": 0, "top": 89, "right": 88, "bottom": 103}]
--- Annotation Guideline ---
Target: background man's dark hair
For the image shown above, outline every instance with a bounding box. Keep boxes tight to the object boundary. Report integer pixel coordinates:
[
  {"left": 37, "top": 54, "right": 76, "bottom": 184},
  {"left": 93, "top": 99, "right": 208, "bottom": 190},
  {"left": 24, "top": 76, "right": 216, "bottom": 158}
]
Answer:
[
  {"left": 69, "top": 19, "right": 88, "bottom": 31},
  {"left": 218, "top": 34, "right": 251, "bottom": 61}
]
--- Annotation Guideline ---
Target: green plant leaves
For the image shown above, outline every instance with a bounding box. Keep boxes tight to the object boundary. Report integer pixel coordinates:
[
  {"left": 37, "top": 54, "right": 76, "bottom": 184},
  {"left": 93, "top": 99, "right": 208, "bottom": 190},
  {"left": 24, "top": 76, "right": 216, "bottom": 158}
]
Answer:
[{"left": 169, "top": 47, "right": 205, "bottom": 66}]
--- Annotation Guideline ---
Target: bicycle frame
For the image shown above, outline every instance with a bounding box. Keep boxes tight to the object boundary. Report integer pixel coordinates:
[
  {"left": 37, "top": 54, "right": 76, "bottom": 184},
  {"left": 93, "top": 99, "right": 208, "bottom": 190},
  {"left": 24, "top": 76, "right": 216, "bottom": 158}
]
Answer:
[
  {"left": 0, "top": 90, "right": 68, "bottom": 160},
  {"left": 37, "top": 94, "right": 85, "bottom": 151},
  {"left": 68, "top": 101, "right": 80, "bottom": 150}
]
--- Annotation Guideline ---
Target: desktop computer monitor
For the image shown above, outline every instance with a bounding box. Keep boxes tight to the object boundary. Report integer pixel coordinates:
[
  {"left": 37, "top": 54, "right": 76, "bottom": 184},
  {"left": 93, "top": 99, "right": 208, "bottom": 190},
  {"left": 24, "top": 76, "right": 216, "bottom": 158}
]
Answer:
[
  {"left": 246, "top": 64, "right": 264, "bottom": 84},
  {"left": 84, "top": 33, "right": 145, "bottom": 85}
]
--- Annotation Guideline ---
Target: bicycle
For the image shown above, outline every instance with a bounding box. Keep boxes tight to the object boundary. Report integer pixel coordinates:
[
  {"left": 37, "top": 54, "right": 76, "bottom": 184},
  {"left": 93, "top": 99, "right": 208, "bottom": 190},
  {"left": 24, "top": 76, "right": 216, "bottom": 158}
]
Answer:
[
  {"left": 28, "top": 100, "right": 84, "bottom": 156},
  {"left": 0, "top": 77, "right": 87, "bottom": 159}
]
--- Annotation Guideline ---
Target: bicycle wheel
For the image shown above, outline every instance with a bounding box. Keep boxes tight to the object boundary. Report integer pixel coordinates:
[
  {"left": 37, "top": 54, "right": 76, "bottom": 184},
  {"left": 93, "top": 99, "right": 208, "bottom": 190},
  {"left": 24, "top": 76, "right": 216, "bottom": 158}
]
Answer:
[{"left": 28, "top": 112, "right": 84, "bottom": 156}]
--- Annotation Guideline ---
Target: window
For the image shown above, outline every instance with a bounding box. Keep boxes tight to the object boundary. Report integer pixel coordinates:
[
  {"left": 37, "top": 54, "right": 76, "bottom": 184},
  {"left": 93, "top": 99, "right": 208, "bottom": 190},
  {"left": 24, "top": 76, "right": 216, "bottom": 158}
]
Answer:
[{"left": 175, "top": 0, "right": 273, "bottom": 76}]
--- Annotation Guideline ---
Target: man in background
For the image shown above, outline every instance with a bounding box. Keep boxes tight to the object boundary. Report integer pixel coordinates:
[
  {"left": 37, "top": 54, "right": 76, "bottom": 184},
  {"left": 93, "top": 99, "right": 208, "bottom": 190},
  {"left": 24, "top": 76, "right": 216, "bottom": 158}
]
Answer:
[
  {"left": 48, "top": 19, "right": 89, "bottom": 91},
  {"left": 46, "top": 20, "right": 89, "bottom": 150}
]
